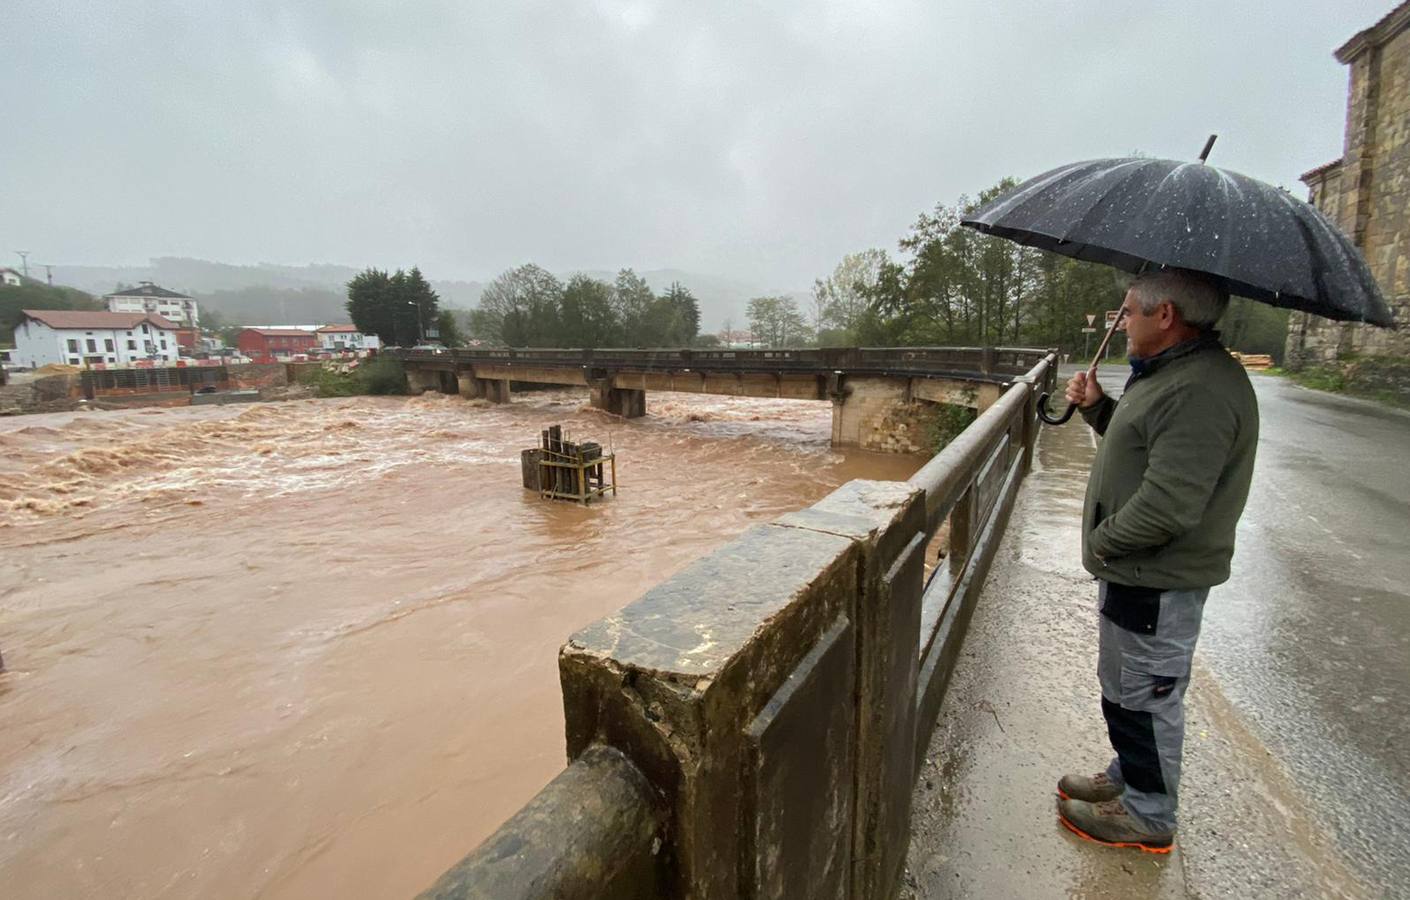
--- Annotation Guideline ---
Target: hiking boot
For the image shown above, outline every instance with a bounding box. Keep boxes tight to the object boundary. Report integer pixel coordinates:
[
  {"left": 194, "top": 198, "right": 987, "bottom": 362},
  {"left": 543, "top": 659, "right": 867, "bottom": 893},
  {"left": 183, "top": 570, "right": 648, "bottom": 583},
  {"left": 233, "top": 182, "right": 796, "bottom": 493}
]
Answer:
[
  {"left": 1056, "top": 797, "right": 1174, "bottom": 854},
  {"left": 1056, "top": 771, "right": 1121, "bottom": 803}
]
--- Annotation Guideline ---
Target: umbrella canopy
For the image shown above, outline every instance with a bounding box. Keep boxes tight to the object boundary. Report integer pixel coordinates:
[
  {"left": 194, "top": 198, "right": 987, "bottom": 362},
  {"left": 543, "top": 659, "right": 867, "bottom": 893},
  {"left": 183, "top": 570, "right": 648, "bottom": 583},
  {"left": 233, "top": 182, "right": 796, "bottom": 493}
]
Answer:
[{"left": 961, "top": 157, "right": 1394, "bottom": 327}]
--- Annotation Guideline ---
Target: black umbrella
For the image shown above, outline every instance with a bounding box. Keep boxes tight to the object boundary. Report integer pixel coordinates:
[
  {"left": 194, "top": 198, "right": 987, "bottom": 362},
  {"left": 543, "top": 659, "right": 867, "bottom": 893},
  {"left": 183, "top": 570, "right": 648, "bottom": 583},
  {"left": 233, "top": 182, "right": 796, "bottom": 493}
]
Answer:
[{"left": 962, "top": 141, "right": 1394, "bottom": 422}]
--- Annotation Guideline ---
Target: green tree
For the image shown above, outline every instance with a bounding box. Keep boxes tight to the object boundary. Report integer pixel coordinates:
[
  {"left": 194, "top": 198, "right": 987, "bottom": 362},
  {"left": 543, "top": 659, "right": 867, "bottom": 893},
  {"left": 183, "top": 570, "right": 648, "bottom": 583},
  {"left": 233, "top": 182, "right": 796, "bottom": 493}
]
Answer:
[
  {"left": 435, "top": 309, "right": 465, "bottom": 347},
  {"left": 613, "top": 269, "right": 656, "bottom": 345},
  {"left": 747, "top": 295, "right": 810, "bottom": 347},
  {"left": 473, "top": 264, "right": 563, "bottom": 346},
  {"left": 812, "top": 249, "right": 888, "bottom": 337},
  {"left": 345, "top": 266, "right": 443, "bottom": 347},
  {"left": 401, "top": 267, "right": 441, "bottom": 346},
  {"left": 818, "top": 177, "right": 1126, "bottom": 353},
  {"left": 659, "top": 281, "right": 701, "bottom": 345},
  {"left": 560, "top": 275, "right": 619, "bottom": 347},
  {"left": 346, "top": 269, "right": 397, "bottom": 344}
]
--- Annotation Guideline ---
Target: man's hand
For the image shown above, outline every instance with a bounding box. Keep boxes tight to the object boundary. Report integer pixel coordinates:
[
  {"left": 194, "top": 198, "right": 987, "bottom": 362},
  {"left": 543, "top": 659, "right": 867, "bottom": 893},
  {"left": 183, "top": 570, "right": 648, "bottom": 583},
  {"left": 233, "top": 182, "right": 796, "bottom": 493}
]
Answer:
[{"left": 1065, "top": 370, "right": 1106, "bottom": 409}]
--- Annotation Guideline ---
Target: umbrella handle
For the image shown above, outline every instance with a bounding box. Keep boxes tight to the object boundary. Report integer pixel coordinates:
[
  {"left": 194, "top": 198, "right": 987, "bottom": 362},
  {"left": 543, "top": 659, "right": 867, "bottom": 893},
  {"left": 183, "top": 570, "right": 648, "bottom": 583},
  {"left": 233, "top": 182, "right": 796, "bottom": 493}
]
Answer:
[
  {"left": 1037, "top": 392, "right": 1078, "bottom": 425},
  {"left": 1039, "top": 307, "right": 1128, "bottom": 427}
]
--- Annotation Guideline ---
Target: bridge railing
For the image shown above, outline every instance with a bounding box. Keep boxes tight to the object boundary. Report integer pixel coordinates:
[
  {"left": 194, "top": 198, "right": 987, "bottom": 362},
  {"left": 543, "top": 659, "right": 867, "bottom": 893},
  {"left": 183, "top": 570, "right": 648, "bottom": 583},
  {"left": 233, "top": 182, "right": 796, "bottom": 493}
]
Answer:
[
  {"left": 416, "top": 353, "right": 1058, "bottom": 900},
  {"left": 396, "top": 345, "right": 1048, "bottom": 378}
]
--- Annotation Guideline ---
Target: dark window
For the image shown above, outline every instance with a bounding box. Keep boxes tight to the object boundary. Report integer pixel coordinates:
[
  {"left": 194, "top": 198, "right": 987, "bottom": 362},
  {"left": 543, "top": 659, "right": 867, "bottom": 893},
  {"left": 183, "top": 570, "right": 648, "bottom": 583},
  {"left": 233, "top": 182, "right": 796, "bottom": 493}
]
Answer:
[
  {"left": 127, "top": 340, "right": 137, "bottom": 350},
  {"left": 105, "top": 339, "right": 115, "bottom": 352},
  {"left": 86, "top": 339, "right": 97, "bottom": 353},
  {"left": 67, "top": 339, "right": 79, "bottom": 353}
]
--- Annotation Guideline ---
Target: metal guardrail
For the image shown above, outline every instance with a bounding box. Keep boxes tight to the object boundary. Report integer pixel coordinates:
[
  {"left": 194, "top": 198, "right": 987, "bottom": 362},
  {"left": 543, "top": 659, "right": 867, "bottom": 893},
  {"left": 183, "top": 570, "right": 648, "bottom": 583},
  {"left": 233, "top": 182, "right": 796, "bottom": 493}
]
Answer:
[
  {"left": 911, "top": 355, "right": 1055, "bottom": 767},
  {"left": 417, "top": 349, "right": 1060, "bottom": 897}
]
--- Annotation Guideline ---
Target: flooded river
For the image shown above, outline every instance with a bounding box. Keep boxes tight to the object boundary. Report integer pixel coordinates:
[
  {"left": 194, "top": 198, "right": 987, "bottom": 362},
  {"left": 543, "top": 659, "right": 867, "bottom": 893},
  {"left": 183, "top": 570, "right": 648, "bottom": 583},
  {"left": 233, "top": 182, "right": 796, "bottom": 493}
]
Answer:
[{"left": 0, "top": 390, "right": 922, "bottom": 899}]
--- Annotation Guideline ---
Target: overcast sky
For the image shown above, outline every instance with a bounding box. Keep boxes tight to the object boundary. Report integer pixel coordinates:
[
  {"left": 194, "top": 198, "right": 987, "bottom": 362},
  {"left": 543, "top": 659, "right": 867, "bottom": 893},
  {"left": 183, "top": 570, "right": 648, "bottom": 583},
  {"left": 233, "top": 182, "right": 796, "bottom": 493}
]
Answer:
[{"left": 1, "top": 1, "right": 1395, "bottom": 289}]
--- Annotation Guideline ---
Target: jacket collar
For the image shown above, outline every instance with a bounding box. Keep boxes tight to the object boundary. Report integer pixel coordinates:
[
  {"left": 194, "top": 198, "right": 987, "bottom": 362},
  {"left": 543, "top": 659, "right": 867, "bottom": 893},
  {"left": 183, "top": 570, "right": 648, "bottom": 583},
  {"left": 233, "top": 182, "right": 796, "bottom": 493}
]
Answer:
[{"left": 1126, "top": 331, "right": 1223, "bottom": 387}]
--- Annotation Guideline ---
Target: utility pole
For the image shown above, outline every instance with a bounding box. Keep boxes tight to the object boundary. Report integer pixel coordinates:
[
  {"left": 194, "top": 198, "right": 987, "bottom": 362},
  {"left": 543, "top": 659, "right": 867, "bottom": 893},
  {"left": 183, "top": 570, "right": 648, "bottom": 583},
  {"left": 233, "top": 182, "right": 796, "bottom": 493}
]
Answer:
[
  {"left": 15, "top": 250, "right": 30, "bottom": 278},
  {"left": 42, "top": 264, "right": 53, "bottom": 286}
]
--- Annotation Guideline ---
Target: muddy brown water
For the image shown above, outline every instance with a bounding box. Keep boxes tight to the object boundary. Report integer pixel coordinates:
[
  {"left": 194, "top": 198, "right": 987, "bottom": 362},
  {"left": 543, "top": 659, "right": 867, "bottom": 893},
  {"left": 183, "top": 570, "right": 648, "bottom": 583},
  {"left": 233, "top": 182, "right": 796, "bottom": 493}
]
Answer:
[{"left": 0, "top": 390, "right": 922, "bottom": 899}]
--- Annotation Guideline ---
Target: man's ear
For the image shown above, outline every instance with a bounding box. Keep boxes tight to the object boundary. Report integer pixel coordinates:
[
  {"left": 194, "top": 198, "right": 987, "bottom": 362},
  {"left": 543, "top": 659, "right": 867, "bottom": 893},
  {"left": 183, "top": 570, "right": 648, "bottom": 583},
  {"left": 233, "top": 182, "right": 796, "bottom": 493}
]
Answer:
[{"left": 1159, "top": 301, "right": 1178, "bottom": 330}]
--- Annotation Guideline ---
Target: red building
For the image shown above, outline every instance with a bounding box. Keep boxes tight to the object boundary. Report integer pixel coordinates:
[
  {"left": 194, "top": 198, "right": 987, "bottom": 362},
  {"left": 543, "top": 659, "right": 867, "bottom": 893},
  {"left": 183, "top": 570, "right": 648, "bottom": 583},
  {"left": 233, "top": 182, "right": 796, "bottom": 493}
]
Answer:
[
  {"left": 236, "top": 328, "right": 318, "bottom": 362},
  {"left": 174, "top": 327, "right": 200, "bottom": 352}
]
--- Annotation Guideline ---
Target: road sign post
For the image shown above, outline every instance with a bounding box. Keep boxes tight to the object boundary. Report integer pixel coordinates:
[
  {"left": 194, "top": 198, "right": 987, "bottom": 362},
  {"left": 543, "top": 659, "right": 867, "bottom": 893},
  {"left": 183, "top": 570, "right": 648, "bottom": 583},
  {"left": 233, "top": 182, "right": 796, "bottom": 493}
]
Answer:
[{"left": 1103, "top": 310, "right": 1122, "bottom": 360}]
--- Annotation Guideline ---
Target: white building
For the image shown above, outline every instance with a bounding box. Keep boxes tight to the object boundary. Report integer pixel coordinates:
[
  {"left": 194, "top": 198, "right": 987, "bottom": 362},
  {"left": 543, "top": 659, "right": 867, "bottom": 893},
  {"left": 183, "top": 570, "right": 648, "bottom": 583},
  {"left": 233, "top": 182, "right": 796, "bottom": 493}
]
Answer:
[
  {"left": 13, "top": 309, "right": 181, "bottom": 368},
  {"left": 0, "top": 267, "right": 24, "bottom": 287},
  {"left": 105, "top": 282, "right": 199, "bottom": 327},
  {"left": 316, "top": 324, "right": 380, "bottom": 351}
]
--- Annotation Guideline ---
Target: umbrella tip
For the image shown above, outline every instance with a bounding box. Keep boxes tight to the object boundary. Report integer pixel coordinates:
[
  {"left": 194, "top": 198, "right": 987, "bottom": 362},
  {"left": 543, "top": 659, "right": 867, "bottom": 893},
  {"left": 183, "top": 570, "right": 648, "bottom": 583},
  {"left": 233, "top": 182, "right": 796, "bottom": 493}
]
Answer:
[{"left": 1199, "top": 134, "right": 1218, "bottom": 163}]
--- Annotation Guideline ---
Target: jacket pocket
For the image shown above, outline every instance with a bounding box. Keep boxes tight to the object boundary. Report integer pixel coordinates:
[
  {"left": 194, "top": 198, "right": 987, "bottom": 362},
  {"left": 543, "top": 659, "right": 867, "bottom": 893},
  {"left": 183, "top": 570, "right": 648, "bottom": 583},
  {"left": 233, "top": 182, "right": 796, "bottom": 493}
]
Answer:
[{"left": 1101, "top": 582, "right": 1161, "bottom": 635}]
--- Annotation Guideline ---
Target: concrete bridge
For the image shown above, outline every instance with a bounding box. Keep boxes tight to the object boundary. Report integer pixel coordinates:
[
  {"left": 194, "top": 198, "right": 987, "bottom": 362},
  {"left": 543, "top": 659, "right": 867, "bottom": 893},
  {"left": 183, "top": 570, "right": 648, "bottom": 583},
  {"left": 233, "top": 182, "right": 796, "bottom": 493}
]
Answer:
[
  {"left": 395, "top": 346, "right": 1049, "bottom": 451},
  {"left": 414, "top": 352, "right": 1060, "bottom": 900}
]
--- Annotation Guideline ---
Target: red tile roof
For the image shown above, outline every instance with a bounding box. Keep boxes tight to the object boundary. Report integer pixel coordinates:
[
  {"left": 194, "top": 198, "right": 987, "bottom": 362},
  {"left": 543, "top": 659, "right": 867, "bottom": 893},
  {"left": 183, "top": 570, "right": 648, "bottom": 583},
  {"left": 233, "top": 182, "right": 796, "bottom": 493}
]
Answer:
[
  {"left": 241, "top": 328, "right": 318, "bottom": 337},
  {"left": 1300, "top": 158, "right": 1344, "bottom": 183},
  {"left": 22, "top": 309, "right": 180, "bottom": 330}
]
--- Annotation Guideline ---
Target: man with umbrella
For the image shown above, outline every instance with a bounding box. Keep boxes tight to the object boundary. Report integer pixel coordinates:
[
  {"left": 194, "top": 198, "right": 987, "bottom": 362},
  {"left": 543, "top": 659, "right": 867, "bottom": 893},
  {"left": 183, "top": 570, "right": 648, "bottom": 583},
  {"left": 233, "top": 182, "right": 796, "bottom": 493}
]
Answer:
[
  {"left": 962, "top": 147, "right": 1392, "bottom": 853},
  {"left": 1057, "top": 267, "right": 1256, "bottom": 852}
]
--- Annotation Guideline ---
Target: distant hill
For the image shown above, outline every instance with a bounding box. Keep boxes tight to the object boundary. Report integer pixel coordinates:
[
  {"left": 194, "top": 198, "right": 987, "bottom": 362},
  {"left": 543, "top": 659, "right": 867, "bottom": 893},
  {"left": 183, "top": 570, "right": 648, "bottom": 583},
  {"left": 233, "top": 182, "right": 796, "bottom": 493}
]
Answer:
[
  {"left": 50, "top": 257, "right": 807, "bottom": 330},
  {"left": 1, "top": 281, "right": 102, "bottom": 339}
]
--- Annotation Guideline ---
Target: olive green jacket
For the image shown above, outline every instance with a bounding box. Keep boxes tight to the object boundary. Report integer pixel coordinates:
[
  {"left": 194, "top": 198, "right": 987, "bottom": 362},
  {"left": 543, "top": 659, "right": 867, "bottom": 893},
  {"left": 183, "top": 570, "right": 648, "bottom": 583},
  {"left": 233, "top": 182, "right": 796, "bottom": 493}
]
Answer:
[{"left": 1079, "top": 336, "right": 1259, "bottom": 589}]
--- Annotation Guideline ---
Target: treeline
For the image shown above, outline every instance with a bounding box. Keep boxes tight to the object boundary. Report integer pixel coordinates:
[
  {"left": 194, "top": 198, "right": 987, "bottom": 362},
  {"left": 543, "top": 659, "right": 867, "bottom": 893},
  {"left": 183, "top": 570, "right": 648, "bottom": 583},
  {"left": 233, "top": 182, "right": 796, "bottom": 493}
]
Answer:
[
  {"left": 812, "top": 178, "right": 1288, "bottom": 359},
  {"left": 469, "top": 265, "right": 706, "bottom": 348},
  {"left": 346, "top": 267, "right": 463, "bottom": 348}
]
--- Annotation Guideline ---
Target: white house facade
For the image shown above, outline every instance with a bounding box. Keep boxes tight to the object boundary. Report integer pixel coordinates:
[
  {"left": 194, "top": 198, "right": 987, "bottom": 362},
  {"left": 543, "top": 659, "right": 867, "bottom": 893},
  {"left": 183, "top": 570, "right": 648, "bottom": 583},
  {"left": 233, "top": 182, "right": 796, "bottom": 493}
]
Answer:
[
  {"left": 105, "top": 282, "right": 199, "bottom": 327},
  {"left": 13, "top": 310, "right": 181, "bottom": 368},
  {"left": 316, "top": 324, "right": 380, "bottom": 351},
  {"left": 0, "top": 267, "right": 23, "bottom": 287}
]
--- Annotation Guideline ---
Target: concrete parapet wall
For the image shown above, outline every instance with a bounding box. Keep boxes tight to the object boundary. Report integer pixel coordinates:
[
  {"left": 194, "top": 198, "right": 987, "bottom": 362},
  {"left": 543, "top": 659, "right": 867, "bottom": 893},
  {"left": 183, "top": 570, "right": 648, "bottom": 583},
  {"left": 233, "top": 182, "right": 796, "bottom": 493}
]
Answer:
[{"left": 561, "top": 520, "right": 863, "bottom": 898}]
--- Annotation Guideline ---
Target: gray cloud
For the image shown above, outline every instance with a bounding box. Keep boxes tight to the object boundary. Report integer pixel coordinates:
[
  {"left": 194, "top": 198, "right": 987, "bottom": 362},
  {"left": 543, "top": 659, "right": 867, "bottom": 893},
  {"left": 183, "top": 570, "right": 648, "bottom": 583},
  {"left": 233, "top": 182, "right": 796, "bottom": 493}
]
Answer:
[{"left": 1, "top": 0, "right": 1392, "bottom": 288}]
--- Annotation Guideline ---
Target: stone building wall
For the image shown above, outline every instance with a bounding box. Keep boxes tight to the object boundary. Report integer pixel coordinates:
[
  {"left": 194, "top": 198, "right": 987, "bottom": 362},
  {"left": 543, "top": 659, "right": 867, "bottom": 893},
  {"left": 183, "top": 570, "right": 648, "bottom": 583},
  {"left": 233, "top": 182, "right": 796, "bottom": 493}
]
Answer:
[{"left": 1288, "top": 2, "right": 1410, "bottom": 367}]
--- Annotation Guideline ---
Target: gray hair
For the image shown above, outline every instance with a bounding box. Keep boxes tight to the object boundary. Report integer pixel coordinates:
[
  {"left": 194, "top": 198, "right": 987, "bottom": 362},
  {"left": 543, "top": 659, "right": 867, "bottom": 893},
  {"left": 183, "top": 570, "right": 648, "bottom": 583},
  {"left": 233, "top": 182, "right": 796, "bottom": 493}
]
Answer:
[{"left": 1129, "top": 269, "right": 1229, "bottom": 329}]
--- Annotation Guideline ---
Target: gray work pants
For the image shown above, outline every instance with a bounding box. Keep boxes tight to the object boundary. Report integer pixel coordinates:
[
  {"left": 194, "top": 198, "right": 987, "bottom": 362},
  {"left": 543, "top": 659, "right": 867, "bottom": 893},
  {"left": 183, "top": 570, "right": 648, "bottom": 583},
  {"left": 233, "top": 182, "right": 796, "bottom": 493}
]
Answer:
[{"left": 1096, "top": 580, "right": 1208, "bottom": 833}]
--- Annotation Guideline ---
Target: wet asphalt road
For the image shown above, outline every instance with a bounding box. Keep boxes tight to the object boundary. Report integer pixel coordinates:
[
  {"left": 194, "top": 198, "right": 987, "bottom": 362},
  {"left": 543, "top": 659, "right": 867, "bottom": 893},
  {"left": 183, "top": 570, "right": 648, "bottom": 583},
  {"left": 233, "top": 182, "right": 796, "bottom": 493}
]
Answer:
[
  {"left": 905, "top": 369, "right": 1410, "bottom": 898},
  {"left": 1207, "top": 375, "right": 1410, "bottom": 887}
]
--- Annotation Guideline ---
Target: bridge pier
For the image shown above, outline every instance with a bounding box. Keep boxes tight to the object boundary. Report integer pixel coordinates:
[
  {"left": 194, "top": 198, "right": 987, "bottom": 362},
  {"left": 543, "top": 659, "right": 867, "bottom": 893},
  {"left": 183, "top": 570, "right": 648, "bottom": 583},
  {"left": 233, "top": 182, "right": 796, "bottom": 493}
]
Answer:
[
  {"left": 457, "top": 374, "right": 511, "bottom": 403},
  {"left": 831, "top": 377, "right": 1003, "bottom": 452},
  {"left": 590, "top": 384, "right": 646, "bottom": 418},
  {"left": 407, "top": 367, "right": 448, "bottom": 394}
]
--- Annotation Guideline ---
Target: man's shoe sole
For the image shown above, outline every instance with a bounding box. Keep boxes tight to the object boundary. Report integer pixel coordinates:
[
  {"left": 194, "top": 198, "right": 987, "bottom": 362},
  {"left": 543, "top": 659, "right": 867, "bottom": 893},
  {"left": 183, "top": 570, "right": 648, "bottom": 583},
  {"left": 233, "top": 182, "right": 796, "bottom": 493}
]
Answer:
[
  {"left": 1055, "top": 787, "right": 1121, "bottom": 803},
  {"left": 1056, "top": 811, "right": 1174, "bottom": 854}
]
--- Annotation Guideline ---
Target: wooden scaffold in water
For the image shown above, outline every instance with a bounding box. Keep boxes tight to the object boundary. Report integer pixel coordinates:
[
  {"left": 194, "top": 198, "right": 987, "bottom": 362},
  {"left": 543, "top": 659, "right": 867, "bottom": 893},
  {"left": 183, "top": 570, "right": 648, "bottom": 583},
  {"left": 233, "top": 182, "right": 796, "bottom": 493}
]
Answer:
[{"left": 520, "top": 424, "right": 617, "bottom": 505}]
